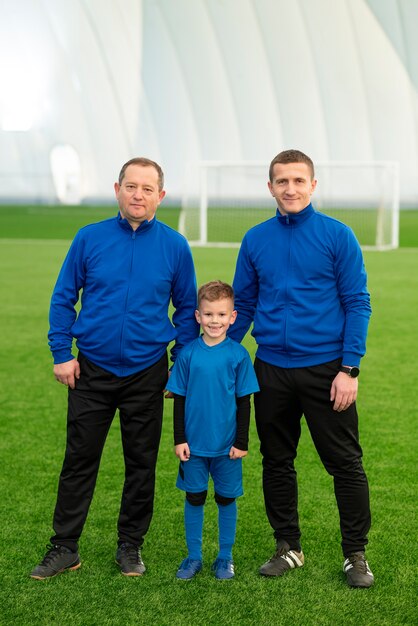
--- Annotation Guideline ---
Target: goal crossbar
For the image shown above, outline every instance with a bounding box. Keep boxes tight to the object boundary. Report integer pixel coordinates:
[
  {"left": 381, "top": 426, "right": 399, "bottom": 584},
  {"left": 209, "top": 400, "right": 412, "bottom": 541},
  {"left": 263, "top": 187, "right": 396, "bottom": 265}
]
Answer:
[{"left": 180, "top": 160, "right": 400, "bottom": 250}]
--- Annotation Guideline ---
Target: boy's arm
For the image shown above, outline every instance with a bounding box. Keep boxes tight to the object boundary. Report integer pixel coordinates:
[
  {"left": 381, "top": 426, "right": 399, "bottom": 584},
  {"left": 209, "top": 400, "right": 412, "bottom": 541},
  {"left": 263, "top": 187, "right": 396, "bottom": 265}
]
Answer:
[
  {"left": 230, "top": 394, "right": 251, "bottom": 459},
  {"left": 173, "top": 393, "right": 190, "bottom": 461}
]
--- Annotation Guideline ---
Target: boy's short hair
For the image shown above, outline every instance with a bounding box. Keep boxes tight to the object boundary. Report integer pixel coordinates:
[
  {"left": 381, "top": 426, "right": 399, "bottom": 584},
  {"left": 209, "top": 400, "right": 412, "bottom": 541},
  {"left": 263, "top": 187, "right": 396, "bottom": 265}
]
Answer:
[
  {"left": 269, "top": 149, "right": 315, "bottom": 181},
  {"left": 198, "top": 280, "right": 234, "bottom": 307}
]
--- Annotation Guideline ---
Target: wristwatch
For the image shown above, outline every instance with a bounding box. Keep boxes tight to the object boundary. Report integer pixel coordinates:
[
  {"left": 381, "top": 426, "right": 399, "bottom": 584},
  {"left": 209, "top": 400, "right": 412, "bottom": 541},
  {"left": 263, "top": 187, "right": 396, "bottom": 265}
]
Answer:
[{"left": 340, "top": 366, "right": 360, "bottom": 378}]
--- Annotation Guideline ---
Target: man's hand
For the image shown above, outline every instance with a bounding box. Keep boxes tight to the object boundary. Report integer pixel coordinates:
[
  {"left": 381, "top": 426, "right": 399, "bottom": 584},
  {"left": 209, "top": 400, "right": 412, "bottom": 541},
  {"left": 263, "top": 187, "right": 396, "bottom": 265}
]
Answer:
[
  {"left": 229, "top": 446, "right": 248, "bottom": 460},
  {"left": 175, "top": 442, "right": 190, "bottom": 461},
  {"left": 330, "top": 371, "right": 358, "bottom": 412},
  {"left": 53, "top": 359, "right": 80, "bottom": 389},
  {"left": 164, "top": 370, "right": 174, "bottom": 398}
]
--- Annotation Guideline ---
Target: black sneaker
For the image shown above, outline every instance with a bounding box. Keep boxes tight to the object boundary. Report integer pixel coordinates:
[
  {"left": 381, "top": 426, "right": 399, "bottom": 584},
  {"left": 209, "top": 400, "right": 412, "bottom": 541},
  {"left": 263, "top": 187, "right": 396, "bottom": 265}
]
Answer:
[
  {"left": 343, "top": 552, "right": 374, "bottom": 588},
  {"left": 116, "top": 543, "right": 146, "bottom": 576},
  {"left": 259, "top": 539, "right": 304, "bottom": 577},
  {"left": 30, "top": 544, "right": 81, "bottom": 580}
]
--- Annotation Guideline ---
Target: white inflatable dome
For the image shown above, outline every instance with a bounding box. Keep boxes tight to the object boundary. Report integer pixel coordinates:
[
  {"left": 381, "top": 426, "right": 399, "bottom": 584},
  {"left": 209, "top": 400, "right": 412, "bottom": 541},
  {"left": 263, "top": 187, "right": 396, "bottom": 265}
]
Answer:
[{"left": 0, "top": 0, "right": 417, "bottom": 205}]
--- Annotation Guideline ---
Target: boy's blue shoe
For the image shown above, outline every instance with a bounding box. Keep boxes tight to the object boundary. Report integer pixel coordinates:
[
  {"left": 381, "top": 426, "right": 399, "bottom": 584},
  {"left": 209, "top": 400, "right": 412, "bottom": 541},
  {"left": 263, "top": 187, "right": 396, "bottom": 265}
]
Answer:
[
  {"left": 212, "top": 558, "right": 235, "bottom": 579},
  {"left": 176, "top": 557, "right": 202, "bottom": 580}
]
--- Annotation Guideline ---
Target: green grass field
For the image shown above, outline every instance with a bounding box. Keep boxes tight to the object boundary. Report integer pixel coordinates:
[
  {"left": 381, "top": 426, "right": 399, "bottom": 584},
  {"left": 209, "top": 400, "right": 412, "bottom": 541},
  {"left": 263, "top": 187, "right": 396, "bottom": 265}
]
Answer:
[
  {"left": 181, "top": 206, "right": 400, "bottom": 247},
  {"left": 1, "top": 205, "right": 418, "bottom": 247},
  {"left": 0, "top": 206, "right": 417, "bottom": 625}
]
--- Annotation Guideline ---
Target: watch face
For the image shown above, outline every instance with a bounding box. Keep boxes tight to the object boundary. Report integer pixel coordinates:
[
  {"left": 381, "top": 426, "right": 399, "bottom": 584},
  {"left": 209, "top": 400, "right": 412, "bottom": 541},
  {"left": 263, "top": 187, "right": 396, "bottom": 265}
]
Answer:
[{"left": 341, "top": 366, "right": 360, "bottom": 378}]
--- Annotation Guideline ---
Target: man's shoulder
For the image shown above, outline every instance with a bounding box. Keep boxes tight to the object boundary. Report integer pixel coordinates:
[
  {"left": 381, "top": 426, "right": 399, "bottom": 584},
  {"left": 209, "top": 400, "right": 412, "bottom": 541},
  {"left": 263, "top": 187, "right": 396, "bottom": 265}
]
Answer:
[
  {"left": 313, "top": 209, "right": 352, "bottom": 232},
  {"left": 155, "top": 219, "right": 189, "bottom": 243},
  {"left": 311, "top": 211, "right": 360, "bottom": 250},
  {"left": 244, "top": 215, "right": 277, "bottom": 238},
  {"left": 75, "top": 216, "right": 118, "bottom": 238}
]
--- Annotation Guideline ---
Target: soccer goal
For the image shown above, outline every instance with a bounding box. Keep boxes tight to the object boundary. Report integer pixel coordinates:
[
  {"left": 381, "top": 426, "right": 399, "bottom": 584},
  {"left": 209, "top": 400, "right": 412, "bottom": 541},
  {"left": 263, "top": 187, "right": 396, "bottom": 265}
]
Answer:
[{"left": 179, "top": 160, "right": 400, "bottom": 250}]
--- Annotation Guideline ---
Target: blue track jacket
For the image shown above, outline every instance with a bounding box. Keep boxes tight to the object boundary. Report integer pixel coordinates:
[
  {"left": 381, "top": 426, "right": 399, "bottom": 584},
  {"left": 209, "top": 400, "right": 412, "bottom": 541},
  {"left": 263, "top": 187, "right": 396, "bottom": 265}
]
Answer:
[
  {"left": 48, "top": 214, "right": 199, "bottom": 376},
  {"left": 229, "top": 204, "right": 371, "bottom": 368}
]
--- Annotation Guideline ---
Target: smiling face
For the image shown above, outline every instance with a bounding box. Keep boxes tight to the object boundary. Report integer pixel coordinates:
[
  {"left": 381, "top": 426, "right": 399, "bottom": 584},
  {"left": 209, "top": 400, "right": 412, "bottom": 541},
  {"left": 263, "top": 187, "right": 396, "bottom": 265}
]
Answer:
[
  {"left": 114, "top": 164, "right": 166, "bottom": 229},
  {"left": 268, "top": 161, "right": 317, "bottom": 215},
  {"left": 195, "top": 297, "right": 237, "bottom": 346}
]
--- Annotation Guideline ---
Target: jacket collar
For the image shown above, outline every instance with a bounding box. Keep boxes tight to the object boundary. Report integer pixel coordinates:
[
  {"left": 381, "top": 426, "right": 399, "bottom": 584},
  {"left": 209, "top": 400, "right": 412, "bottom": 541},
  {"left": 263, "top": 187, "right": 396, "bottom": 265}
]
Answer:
[
  {"left": 117, "top": 212, "right": 156, "bottom": 234},
  {"left": 276, "top": 203, "right": 315, "bottom": 227}
]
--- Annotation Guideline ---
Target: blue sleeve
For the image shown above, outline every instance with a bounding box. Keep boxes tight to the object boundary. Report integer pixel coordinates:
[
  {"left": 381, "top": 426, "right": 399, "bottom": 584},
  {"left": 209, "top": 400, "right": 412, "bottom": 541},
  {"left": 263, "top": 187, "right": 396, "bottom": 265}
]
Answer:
[
  {"left": 48, "top": 232, "right": 86, "bottom": 363},
  {"left": 165, "top": 348, "right": 189, "bottom": 395},
  {"left": 335, "top": 227, "right": 372, "bottom": 365},
  {"left": 170, "top": 240, "right": 199, "bottom": 363},
  {"left": 228, "top": 236, "right": 259, "bottom": 343},
  {"left": 235, "top": 350, "right": 260, "bottom": 397}
]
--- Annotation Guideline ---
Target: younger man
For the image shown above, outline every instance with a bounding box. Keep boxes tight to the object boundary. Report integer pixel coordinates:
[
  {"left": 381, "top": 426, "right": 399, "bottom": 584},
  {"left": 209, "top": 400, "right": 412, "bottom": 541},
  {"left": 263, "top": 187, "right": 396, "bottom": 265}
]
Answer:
[
  {"left": 166, "top": 281, "right": 259, "bottom": 580},
  {"left": 229, "top": 149, "right": 373, "bottom": 588}
]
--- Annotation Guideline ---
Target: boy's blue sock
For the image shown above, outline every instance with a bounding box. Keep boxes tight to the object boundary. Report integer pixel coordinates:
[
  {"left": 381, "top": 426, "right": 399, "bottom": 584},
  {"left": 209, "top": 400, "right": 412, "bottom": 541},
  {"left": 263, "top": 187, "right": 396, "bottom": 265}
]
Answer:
[
  {"left": 184, "top": 500, "right": 204, "bottom": 561},
  {"left": 217, "top": 500, "right": 237, "bottom": 560}
]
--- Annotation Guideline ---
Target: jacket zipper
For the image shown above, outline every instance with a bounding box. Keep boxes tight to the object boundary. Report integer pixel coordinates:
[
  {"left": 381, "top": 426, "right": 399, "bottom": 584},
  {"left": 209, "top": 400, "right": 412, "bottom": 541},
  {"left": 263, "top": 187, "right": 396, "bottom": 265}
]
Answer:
[{"left": 119, "top": 230, "right": 136, "bottom": 371}]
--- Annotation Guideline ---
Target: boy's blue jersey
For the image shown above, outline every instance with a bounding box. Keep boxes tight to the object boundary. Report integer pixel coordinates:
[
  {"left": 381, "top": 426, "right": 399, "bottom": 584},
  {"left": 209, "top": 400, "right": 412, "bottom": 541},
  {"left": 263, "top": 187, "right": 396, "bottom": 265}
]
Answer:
[{"left": 166, "top": 336, "right": 259, "bottom": 457}]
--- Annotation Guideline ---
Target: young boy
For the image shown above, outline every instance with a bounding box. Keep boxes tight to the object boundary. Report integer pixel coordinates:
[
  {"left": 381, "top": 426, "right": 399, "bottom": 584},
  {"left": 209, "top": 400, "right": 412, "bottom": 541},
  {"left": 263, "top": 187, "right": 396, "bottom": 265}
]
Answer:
[{"left": 166, "top": 281, "right": 259, "bottom": 580}]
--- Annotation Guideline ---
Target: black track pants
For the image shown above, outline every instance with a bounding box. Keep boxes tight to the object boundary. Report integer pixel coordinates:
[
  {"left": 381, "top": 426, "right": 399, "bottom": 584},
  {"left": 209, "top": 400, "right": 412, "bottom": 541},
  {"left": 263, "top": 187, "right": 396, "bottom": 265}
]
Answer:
[
  {"left": 51, "top": 352, "right": 167, "bottom": 551},
  {"left": 254, "top": 357, "right": 371, "bottom": 557}
]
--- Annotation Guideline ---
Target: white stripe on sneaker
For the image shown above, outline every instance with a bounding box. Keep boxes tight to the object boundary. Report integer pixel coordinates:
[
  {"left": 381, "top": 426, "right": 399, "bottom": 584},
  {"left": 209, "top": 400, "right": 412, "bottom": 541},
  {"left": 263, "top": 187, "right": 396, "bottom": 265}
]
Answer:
[
  {"left": 343, "top": 557, "right": 373, "bottom": 577},
  {"left": 282, "top": 551, "right": 303, "bottom": 568}
]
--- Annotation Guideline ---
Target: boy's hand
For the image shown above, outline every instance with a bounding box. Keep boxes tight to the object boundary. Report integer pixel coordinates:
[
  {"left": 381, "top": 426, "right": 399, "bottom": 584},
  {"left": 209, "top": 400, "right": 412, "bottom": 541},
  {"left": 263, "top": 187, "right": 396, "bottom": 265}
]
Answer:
[
  {"left": 229, "top": 446, "right": 247, "bottom": 459},
  {"left": 175, "top": 442, "right": 190, "bottom": 461}
]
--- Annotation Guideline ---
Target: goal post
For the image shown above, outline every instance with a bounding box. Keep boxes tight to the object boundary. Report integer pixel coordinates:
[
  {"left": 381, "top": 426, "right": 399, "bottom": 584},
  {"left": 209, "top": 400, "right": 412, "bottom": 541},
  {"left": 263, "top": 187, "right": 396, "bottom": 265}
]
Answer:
[
  {"left": 179, "top": 160, "right": 400, "bottom": 250},
  {"left": 314, "top": 161, "right": 400, "bottom": 251}
]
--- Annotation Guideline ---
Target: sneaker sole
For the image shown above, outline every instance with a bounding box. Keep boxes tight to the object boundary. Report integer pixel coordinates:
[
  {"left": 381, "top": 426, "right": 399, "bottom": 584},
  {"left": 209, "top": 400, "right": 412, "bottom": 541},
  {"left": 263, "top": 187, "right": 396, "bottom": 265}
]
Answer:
[
  {"left": 345, "top": 575, "right": 374, "bottom": 589},
  {"left": 259, "top": 565, "right": 304, "bottom": 577},
  {"left": 30, "top": 561, "right": 81, "bottom": 580},
  {"left": 176, "top": 567, "right": 202, "bottom": 580},
  {"left": 115, "top": 559, "right": 145, "bottom": 576}
]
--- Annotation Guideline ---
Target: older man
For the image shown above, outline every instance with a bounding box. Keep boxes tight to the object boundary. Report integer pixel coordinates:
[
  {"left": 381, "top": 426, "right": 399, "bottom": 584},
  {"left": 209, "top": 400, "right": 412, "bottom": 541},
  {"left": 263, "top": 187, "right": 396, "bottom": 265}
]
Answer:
[{"left": 31, "top": 158, "right": 199, "bottom": 579}]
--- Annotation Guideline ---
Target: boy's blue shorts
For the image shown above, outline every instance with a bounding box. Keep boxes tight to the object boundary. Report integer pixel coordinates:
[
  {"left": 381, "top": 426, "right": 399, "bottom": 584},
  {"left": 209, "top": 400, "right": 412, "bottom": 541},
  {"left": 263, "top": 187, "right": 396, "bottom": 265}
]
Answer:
[{"left": 176, "top": 454, "right": 243, "bottom": 498}]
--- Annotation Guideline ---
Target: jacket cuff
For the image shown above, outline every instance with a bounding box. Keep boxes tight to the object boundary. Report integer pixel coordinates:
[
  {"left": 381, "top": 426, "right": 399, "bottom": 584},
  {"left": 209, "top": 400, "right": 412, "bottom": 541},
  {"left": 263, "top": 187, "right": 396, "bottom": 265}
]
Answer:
[
  {"left": 53, "top": 349, "right": 75, "bottom": 364},
  {"left": 342, "top": 353, "right": 361, "bottom": 367}
]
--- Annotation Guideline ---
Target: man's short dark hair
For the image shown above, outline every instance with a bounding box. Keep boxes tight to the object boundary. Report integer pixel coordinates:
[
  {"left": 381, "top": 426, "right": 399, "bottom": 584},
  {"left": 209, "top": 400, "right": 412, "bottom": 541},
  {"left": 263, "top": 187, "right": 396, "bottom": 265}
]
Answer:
[
  {"left": 269, "top": 150, "right": 315, "bottom": 181},
  {"left": 118, "top": 157, "right": 164, "bottom": 191}
]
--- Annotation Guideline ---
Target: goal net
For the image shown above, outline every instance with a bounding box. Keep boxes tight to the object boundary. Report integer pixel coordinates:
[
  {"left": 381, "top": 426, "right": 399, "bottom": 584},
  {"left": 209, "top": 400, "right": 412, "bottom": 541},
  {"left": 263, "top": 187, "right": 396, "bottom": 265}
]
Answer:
[{"left": 179, "top": 160, "right": 400, "bottom": 250}]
